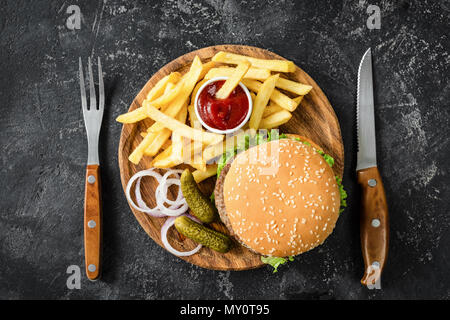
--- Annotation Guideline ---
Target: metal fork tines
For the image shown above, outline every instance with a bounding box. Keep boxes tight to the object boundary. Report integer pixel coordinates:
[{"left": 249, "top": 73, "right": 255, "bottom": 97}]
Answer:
[{"left": 79, "top": 57, "right": 104, "bottom": 165}]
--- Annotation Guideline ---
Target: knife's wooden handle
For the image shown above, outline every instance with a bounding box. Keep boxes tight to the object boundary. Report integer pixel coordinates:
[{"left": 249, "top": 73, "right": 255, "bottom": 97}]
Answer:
[
  {"left": 357, "top": 167, "right": 389, "bottom": 287},
  {"left": 84, "top": 164, "right": 102, "bottom": 281}
]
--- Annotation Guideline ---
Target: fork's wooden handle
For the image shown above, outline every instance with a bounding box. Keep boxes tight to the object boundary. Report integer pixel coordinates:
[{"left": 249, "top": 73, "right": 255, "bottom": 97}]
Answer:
[
  {"left": 84, "top": 164, "right": 102, "bottom": 281},
  {"left": 357, "top": 167, "right": 389, "bottom": 287}
]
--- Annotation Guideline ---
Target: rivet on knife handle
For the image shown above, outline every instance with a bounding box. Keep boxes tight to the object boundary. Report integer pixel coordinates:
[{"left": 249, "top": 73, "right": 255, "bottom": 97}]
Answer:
[
  {"left": 357, "top": 166, "right": 389, "bottom": 287},
  {"left": 84, "top": 164, "right": 102, "bottom": 281}
]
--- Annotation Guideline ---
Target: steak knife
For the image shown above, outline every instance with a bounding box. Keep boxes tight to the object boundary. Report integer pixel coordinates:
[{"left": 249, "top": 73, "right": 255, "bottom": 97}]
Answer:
[{"left": 357, "top": 48, "right": 389, "bottom": 287}]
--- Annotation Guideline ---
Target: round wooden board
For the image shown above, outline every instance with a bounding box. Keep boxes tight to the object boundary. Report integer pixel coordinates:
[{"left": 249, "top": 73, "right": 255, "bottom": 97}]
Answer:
[{"left": 118, "top": 45, "right": 344, "bottom": 271}]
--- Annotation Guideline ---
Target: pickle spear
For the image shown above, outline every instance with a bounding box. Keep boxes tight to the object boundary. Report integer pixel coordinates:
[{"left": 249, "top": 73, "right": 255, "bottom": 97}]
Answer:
[
  {"left": 180, "top": 169, "right": 218, "bottom": 223},
  {"left": 175, "top": 216, "right": 232, "bottom": 253}
]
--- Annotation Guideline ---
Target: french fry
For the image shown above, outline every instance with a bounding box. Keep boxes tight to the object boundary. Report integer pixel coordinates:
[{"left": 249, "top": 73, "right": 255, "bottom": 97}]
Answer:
[
  {"left": 293, "top": 95, "right": 303, "bottom": 104},
  {"left": 243, "top": 79, "right": 299, "bottom": 112},
  {"left": 145, "top": 104, "right": 224, "bottom": 145},
  {"left": 262, "top": 103, "right": 284, "bottom": 118},
  {"left": 202, "top": 140, "right": 226, "bottom": 162},
  {"left": 215, "top": 61, "right": 251, "bottom": 99},
  {"left": 128, "top": 127, "right": 158, "bottom": 164},
  {"left": 116, "top": 107, "right": 147, "bottom": 124},
  {"left": 198, "top": 61, "right": 217, "bottom": 80},
  {"left": 212, "top": 51, "right": 295, "bottom": 73},
  {"left": 189, "top": 161, "right": 206, "bottom": 172},
  {"left": 276, "top": 77, "right": 312, "bottom": 96},
  {"left": 144, "top": 128, "right": 172, "bottom": 157},
  {"left": 163, "top": 82, "right": 176, "bottom": 95},
  {"left": 185, "top": 157, "right": 206, "bottom": 172},
  {"left": 117, "top": 75, "right": 184, "bottom": 124},
  {"left": 153, "top": 130, "right": 205, "bottom": 170},
  {"left": 146, "top": 72, "right": 181, "bottom": 101},
  {"left": 149, "top": 78, "right": 185, "bottom": 108},
  {"left": 144, "top": 103, "right": 188, "bottom": 156},
  {"left": 182, "top": 139, "right": 206, "bottom": 171},
  {"left": 170, "top": 132, "right": 184, "bottom": 164},
  {"left": 250, "top": 92, "right": 256, "bottom": 103},
  {"left": 145, "top": 130, "right": 171, "bottom": 157},
  {"left": 148, "top": 56, "right": 203, "bottom": 133},
  {"left": 192, "top": 165, "right": 218, "bottom": 183},
  {"left": 204, "top": 66, "right": 270, "bottom": 81},
  {"left": 152, "top": 137, "right": 206, "bottom": 170},
  {"left": 249, "top": 74, "right": 279, "bottom": 130},
  {"left": 140, "top": 136, "right": 172, "bottom": 151},
  {"left": 129, "top": 103, "right": 187, "bottom": 163},
  {"left": 151, "top": 145, "right": 179, "bottom": 168},
  {"left": 259, "top": 110, "right": 292, "bottom": 129},
  {"left": 188, "top": 104, "right": 203, "bottom": 129}
]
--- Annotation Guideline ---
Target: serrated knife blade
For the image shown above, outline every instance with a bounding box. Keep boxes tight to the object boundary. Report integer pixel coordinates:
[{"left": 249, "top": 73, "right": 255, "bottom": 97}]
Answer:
[
  {"left": 356, "top": 48, "right": 389, "bottom": 288},
  {"left": 357, "top": 48, "right": 377, "bottom": 171}
]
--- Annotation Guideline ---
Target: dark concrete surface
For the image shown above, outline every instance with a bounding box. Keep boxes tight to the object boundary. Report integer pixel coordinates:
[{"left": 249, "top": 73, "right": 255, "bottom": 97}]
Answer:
[{"left": 0, "top": 0, "right": 449, "bottom": 300}]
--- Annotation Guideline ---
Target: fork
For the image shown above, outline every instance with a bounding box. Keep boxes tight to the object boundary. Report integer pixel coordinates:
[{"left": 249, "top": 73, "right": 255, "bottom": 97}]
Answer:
[{"left": 79, "top": 57, "right": 104, "bottom": 281}]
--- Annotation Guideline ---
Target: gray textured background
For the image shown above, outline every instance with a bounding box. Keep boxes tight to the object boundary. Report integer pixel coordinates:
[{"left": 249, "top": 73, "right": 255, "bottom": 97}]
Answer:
[{"left": 1, "top": 0, "right": 449, "bottom": 299}]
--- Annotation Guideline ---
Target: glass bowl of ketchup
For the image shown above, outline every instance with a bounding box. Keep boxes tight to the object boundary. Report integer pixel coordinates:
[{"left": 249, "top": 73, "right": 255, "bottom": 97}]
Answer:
[{"left": 194, "top": 77, "right": 253, "bottom": 134}]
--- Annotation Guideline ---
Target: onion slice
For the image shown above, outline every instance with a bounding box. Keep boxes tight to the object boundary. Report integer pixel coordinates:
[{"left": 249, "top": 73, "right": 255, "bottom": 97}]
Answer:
[
  {"left": 126, "top": 168, "right": 189, "bottom": 218},
  {"left": 126, "top": 169, "right": 165, "bottom": 217},
  {"left": 156, "top": 181, "right": 188, "bottom": 216},
  {"left": 155, "top": 170, "right": 189, "bottom": 216},
  {"left": 161, "top": 214, "right": 202, "bottom": 256},
  {"left": 158, "top": 178, "right": 183, "bottom": 206}
]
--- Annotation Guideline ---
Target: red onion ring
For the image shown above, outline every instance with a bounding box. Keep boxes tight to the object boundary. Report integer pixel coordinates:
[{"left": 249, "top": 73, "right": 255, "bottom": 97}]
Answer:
[{"left": 161, "top": 214, "right": 202, "bottom": 256}]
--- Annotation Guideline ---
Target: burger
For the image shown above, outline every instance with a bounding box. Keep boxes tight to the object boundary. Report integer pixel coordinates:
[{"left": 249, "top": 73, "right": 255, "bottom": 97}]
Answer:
[{"left": 214, "top": 132, "right": 346, "bottom": 272}]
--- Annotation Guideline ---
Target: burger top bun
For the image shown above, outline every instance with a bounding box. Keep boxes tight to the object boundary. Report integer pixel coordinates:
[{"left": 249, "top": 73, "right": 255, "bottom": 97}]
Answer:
[{"left": 222, "top": 136, "right": 340, "bottom": 257}]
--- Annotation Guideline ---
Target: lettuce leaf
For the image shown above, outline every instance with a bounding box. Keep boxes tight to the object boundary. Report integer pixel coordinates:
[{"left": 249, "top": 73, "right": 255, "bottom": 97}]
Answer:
[
  {"left": 335, "top": 176, "right": 347, "bottom": 213},
  {"left": 261, "top": 256, "right": 294, "bottom": 273},
  {"left": 317, "top": 149, "right": 335, "bottom": 168}
]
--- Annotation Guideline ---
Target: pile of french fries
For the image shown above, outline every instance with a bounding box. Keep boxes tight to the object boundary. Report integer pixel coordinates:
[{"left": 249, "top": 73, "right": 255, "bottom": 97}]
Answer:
[{"left": 116, "top": 51, "right": 312, "bottom": 183}]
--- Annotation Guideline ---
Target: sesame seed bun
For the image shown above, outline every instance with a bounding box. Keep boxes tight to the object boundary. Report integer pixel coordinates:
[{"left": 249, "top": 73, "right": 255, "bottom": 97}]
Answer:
[{"left": 214, "top": 134, "right": 340, "bottom": 257}]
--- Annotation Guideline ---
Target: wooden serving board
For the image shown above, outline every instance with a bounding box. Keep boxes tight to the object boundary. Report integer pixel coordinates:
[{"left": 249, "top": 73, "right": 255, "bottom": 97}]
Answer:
[{"left": 118, "top": 45, "right": 344, "bottom": 271}]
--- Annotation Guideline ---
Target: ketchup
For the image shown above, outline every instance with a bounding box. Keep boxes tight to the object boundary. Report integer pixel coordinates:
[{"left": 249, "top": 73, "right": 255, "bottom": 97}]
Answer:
[{"left": 197, "top": 80, "right": 249, "bottom": 131}]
